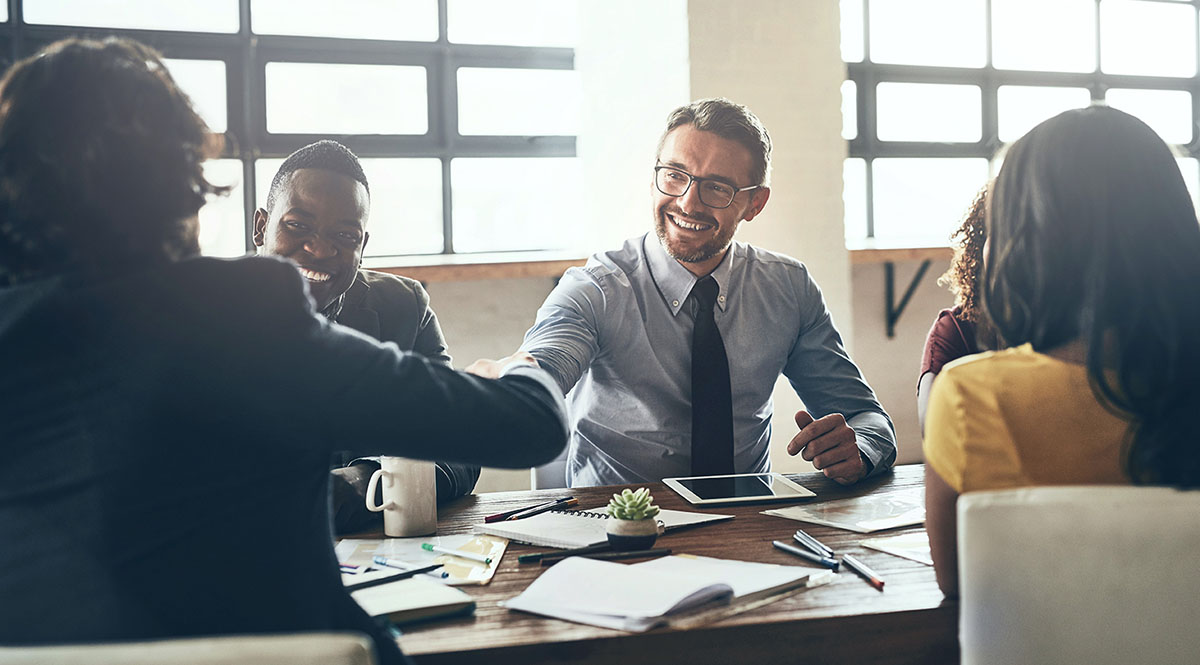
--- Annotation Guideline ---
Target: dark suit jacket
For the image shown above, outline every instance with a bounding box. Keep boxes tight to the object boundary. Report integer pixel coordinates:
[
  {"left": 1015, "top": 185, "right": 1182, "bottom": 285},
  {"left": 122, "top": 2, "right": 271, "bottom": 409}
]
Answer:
[
  {"left": 0, "top": 256, "right": 567, "bottom": 664},
  {"left": 329, "top": 270, "right": 480, "bottom": 516}
]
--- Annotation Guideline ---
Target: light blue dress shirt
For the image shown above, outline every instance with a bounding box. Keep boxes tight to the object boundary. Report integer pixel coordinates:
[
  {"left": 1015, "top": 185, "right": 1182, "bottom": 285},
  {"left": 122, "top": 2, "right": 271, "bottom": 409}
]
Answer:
[{"left": 522, "top": 233, "right": 897, "bottom": 487}]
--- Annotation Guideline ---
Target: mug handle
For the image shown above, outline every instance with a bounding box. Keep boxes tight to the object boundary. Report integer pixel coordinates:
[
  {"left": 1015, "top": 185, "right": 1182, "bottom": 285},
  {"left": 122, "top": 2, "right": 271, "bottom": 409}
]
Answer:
[{"left": 365, "top": 468, "right": 397, "bottom": 512}]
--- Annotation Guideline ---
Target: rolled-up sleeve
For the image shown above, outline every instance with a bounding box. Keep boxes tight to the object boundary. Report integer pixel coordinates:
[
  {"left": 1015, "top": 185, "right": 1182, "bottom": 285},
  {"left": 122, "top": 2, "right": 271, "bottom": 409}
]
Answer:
[
  {"left": 520, "top": 267, "right": 605, "bottom": 395},
  {"left": 782, "top": 267, "right": 897, "bottom": 477}
]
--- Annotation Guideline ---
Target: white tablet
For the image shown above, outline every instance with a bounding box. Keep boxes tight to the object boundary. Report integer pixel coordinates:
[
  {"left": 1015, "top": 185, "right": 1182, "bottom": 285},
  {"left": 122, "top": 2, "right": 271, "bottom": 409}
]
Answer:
[{"left": 663, "top": 473, "right": 815, "bottom": 505}]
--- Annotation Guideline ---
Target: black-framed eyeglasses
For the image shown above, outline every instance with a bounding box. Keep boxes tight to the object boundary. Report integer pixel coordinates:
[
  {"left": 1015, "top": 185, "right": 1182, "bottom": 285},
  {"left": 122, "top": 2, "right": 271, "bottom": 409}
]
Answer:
[{"left": 654, "top": 165, "right": 760, "bottom": 209}]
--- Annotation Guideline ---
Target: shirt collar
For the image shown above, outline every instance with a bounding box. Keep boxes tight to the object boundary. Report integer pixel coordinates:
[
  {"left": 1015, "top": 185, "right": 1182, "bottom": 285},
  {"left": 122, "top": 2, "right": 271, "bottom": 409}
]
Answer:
[
  {"left": 320, "top": 269, "right": 368, "bottom": 322},
  {"left": 643, "top": 233, "right": 734, "bottom": 316}
]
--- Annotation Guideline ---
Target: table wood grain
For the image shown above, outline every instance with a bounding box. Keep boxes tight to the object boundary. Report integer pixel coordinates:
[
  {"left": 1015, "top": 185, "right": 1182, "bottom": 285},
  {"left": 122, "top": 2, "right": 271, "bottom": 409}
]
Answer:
[{"left": 383, "top": 463, "right": 957, "bottom": 665}]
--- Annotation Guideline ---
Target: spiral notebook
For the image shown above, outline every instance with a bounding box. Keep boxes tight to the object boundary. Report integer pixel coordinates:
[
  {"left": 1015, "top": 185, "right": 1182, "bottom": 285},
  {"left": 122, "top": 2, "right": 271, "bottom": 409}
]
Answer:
[{"left": 475, "top": 507, "right": 734, "bottom": 549}]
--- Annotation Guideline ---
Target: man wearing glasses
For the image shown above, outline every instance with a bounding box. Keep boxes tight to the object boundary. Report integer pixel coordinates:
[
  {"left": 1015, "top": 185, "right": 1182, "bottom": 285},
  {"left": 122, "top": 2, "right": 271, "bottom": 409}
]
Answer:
[{"left": 472, "top": 98, "right": 896, "bottom": 487}]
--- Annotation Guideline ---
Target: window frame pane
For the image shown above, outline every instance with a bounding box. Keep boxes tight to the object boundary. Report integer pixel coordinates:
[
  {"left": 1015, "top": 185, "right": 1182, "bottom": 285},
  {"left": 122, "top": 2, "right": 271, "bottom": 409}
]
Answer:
[{"left": 844, "top": 0, "right": 1200, "bottom": 246}]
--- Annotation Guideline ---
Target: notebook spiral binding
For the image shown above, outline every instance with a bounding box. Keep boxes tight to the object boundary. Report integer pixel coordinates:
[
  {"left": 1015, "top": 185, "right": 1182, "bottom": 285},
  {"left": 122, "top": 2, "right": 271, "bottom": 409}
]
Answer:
[
  {"left": 550, "top": 508, "right": 610, "bottom": 519},
  {"left": 551, "top": 508, "right": 667, "bottom": 529}
]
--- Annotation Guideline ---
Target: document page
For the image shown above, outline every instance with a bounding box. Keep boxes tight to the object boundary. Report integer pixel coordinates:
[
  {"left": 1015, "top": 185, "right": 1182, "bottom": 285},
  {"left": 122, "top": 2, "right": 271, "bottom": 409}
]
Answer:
[
  {"left": 762, "top": 487, "right": 925, "bottom": 533},
  {"left": 630, "top": 554, "right": 815, "bottom": 598},
  {"left": 503, "top": 556, "right": 733, "bottom": 632}
]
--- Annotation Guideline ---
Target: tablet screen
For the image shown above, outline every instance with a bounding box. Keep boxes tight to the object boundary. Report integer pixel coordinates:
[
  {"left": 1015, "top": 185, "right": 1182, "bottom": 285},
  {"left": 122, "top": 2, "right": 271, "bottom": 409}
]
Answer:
[{"left": 674, "top": 474, "right": 787, "bottom": 500}]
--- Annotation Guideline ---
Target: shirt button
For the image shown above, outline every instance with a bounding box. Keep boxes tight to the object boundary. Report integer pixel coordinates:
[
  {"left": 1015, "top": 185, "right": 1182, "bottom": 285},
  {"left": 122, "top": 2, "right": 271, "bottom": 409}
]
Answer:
[
  {"left": 672, "top": 300, "right": 680, "bottom": 307},
  {"left": 718, "top": 295, "right": 725, "bottom": 303}
]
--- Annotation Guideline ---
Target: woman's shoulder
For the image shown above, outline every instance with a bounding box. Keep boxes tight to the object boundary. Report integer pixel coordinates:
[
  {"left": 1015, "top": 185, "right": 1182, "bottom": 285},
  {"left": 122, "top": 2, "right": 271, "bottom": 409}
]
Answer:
[
  {"left": 169, "top": 255, "right": 307, "bottom": 297},
  {"left": 920, "top": 307, "right": 977, "bottom": 377},
  {"left": 940, "top": 344, "right": 1061, "bottom": 385},
  {"left": 158, "top": 255, "right": 316, "bottom": 324},
  {"left": 174, "top": 254, "right": 303, "bottom": 284},
  {"left": 924, "top": 307, "right": 963, "bottom": 340}
]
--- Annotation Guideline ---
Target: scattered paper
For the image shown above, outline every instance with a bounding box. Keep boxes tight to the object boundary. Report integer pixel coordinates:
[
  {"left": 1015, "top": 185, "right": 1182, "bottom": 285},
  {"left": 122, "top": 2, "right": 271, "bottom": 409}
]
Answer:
[
  {"left": 336, "top": 533, "right": 507, "bottom": 585},
  {"left": 762, "top": 487, "right": 924, "bottom": 533},
  {"left": 861, "top": 531, "right": 933, "bottom": 566}
]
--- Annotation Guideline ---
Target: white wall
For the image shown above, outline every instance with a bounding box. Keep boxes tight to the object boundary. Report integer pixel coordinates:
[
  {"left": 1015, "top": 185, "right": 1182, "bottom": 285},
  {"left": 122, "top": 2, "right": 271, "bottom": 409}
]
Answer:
[
  {"left": 851, "top": 259, "right": 956, "bottom": 464},
  {"left": 687, "top": 0, "right": 846, "bottom": 474},
  {"left": 435, "top": 0, "right": 946, "bottom": 491},
  {"left": 575, "top": 0, "right": 691, "bottom": 250},
  {"left": 424, "top": 277, "right": 557, "bottom": 492},
  {"left": 436, "top": 0, "right": 694, "bottom": 492}
]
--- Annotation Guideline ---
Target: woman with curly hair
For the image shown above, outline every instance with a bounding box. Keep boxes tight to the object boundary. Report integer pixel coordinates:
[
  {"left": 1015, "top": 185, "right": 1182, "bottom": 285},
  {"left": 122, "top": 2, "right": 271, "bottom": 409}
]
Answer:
[
  {"left": 921, "top": 106, "right": 1200, "bottom": 596},
  {"left": 0, "top": 38, "right": 567, "bottom": 662},
  {"left": 916, "top": 186, "right": 999, "bottom": 431}
]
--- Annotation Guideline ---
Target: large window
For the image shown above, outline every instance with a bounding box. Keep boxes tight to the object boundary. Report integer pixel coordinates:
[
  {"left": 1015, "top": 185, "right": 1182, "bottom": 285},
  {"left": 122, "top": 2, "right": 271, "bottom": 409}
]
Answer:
[
  {"left": 3, "top": 0, "right": 580, "bottom": 260},
  {"left": 842, "top": 0, "right": 1200, "bottom": 245}
]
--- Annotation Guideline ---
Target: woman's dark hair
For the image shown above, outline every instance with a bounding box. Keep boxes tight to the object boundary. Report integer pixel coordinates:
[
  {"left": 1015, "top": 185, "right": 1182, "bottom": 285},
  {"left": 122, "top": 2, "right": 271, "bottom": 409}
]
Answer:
[
  {"left": 985, "top": 105, "right": 1200, "bottom": 487},
  {"left": 0, "top": 37, "right": 227, "bottom": 285}
]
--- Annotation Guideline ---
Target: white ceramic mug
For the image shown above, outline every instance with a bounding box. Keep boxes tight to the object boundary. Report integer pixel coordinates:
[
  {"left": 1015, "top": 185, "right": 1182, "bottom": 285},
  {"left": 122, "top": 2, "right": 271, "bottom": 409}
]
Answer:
[{"left": 365, "top": 456, "right": 437, "bottom": 537}]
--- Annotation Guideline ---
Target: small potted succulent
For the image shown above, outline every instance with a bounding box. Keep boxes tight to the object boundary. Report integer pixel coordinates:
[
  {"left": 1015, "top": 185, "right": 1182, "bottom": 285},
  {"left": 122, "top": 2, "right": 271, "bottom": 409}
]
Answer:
[{"left": 605, "top": 487, "right": 663, "bottom": 550}]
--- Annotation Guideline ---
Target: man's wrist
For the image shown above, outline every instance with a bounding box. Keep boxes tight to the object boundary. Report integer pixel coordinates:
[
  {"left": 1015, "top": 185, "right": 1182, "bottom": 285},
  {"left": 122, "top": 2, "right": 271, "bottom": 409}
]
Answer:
[
  {"left": 498, "top": 353, "right": 539, "bottom": 376},
  {"left": 859, "top": 451, "right": 874, "bottom": 478}
]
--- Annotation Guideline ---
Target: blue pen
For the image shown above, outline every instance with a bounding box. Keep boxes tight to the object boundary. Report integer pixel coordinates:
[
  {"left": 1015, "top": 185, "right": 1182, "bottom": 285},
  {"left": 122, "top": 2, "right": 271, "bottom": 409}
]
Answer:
[
  {"left": 371, "top": 556, "right": 449, "bottom": 578},
  {"left": 772, "top": 540, "right": 840, "bottom": 570}
]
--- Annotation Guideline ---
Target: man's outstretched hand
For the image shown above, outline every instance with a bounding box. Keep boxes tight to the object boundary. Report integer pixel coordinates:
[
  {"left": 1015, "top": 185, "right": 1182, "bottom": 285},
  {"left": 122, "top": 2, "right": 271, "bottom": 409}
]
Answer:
[
  {"left": 464, "top": 352, "right": 538, "bottom": 378},
  {"left": 788, "top": 410, "right": 866, "bottom": 485}
]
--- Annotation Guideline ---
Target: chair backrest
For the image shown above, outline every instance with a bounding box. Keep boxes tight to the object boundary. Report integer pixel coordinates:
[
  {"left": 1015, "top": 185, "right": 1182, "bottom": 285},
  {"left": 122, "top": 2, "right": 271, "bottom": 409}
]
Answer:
[
  {"left": 0, "top": 632, "right": 377, "bottom": 665},
  {"left": 530, "top": 445, "right": 569, "bottom": 490},
  {"left": 958, "top": 486, "right": 1200, "bottom": 665}
]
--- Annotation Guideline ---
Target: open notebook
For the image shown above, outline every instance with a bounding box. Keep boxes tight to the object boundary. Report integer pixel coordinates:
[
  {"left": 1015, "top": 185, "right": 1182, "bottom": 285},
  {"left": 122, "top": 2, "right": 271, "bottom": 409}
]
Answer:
[
  {"left": 476, "top": 507, "right": 734, "bottom": 548},
  {"left": 504, "top": 554, "right": 819, "bottom": 632}
]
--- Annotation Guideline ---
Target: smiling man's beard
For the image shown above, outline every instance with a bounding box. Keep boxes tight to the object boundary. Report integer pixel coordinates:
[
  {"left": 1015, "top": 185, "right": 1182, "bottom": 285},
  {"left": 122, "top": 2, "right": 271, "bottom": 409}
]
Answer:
[{"left": 654, "top": 205, "right": 735, "bottom": 264}]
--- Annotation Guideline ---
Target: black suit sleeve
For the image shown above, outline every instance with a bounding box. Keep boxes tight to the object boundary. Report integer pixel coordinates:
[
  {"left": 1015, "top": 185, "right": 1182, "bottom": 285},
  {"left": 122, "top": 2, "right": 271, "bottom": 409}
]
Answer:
[
  {"left": 181, "top": 258, "right": 569, "bottom": 469},
  {"left": 334, "top": 274, "right": 481, "bottom": 506},
  {"left": 436, "top": 460, "right": 480, "bottom": 500},
  {"left": 406, "top": 280, "right": 480, "bottom": 498}
]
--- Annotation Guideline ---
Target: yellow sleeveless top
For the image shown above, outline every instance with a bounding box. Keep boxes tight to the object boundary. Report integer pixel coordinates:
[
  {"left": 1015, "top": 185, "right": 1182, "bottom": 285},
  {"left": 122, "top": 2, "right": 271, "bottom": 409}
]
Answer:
[{"left": 923, "top": 344, "right": 1131, "bottom": 493}]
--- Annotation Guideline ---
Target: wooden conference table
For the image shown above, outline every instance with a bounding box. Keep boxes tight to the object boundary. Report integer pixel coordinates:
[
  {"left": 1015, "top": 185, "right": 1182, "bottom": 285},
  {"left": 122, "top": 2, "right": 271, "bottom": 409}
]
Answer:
[{"left": 386, "top": 464, "right": 957, "bottom": 665}]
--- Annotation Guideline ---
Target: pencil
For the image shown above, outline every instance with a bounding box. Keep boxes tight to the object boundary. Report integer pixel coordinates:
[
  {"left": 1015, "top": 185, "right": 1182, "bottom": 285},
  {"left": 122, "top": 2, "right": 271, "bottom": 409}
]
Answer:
[{"left": 841, "top": 553, "right": 885, "bottom": 591}]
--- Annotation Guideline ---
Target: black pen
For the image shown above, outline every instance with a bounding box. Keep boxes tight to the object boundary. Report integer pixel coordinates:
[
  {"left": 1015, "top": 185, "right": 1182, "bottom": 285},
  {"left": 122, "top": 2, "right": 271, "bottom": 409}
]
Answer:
[
  {"left": 793, "top": 529, "right": 835, "bottom": 557},
  {"left": 506, "top": 497, "right": 578, "bottom": 521},
  {"left": 518, "top": 543, "right": 612, "bottom": 563},
  {"left": 484, "top": 497, "right": 571, "bottom": 523},
  {"left": 542, "top": 548, "right": 671, "bottom": 566},
  {"left": 772, "top": 540, "right": 839, "bottom": 570},
  {"left": 344, "top": 562, "right": 446, "bottom": 592}
]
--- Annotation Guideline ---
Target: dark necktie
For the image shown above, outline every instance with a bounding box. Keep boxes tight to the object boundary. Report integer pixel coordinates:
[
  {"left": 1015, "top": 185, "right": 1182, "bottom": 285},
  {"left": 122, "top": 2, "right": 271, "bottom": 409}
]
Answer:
[{"left": 690, "top": 276, "right": 735, "bottom": 476}]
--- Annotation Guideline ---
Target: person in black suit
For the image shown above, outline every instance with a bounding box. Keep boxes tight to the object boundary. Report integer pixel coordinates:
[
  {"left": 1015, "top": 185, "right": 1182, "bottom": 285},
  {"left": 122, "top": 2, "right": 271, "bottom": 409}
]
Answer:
[
  {"left": 251, "top": 141, "right": 479, "bottom": 533},
  {"left": 0, "top": 38, "right": 567, "bottom": 665}
]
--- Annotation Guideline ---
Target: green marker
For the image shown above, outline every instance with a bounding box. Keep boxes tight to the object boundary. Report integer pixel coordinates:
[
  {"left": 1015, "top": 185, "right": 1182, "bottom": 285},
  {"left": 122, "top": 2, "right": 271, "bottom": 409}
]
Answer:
[{"left": 422, "top": 542, "right": 492, "bottom": 564}]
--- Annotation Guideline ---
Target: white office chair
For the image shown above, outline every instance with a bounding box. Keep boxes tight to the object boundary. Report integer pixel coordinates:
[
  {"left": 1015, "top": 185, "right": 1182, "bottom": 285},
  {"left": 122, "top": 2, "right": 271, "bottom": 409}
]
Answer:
[
  {"left": 531, "top": 445, "right": 569, "bottom": 490},
  {"left": 0, "top": 632, "right": 377, "bottom": 665},
  {"left": 957, "top": 486, "right": 1200, "bottom": 665}
]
